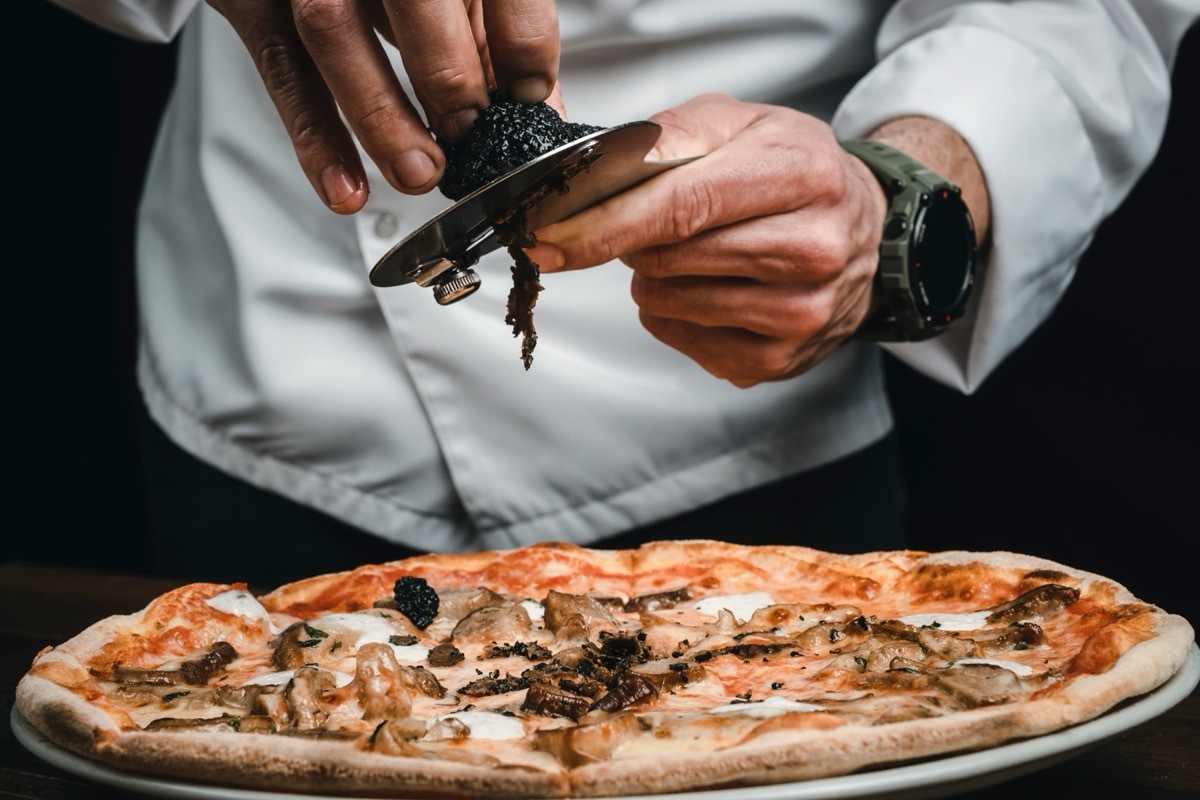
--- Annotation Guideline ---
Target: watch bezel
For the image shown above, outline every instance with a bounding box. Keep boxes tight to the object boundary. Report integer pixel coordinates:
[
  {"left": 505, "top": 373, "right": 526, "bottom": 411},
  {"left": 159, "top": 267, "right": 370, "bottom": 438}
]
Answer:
[
  {"left": 909, "top": 186, "right": 976, "bottom": 322},
  {"left": 842, "top": 139, "right": 977, "bottom": 342}
]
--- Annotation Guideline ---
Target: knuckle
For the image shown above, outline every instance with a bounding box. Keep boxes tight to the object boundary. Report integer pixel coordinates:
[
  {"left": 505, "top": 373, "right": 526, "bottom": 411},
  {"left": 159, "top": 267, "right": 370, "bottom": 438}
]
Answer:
[
  {"left": 803, "top": 228, "right": 854, "bottom": 280},
  {"left": 629, "top": 274, "right": 672, "bottom": 313},
  {"left": 420, "top": 60, "right": 476, "bottom": 94},
  {"left": 744, "top": 343, "right": 801, "bottom": 381},
  {"left": 625, "top": 247, "right": 672, "bottom": 280},
  {"left": 503, "top": 28, "right": 558, "bottom": 61},
  {"left": 292, "top": 0, "right": 355, "bottom": 36},
  {"left": 807, "top": 143, "right": 847, "bottom": 193},
  {"left": 668, "top": 178, "right": 721, "bottom": 241},
  {"left": 256, "top": 34, "right": 307, "bottom": 91},
  {"left": 353, "top": 92, "right": 407, "bottom": 136}
]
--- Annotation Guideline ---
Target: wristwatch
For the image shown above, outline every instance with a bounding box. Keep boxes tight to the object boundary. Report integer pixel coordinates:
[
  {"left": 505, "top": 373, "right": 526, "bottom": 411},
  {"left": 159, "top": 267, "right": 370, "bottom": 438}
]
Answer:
[{"left": 841, "top": 139, "right": 977, "bottom": 342}]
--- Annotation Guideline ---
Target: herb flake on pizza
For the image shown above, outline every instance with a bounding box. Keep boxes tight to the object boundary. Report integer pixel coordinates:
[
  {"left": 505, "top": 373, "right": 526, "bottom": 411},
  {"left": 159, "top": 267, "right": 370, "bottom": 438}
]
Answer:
[{"left": 15, "top": 541, "right": 1195, "bottom": 798}]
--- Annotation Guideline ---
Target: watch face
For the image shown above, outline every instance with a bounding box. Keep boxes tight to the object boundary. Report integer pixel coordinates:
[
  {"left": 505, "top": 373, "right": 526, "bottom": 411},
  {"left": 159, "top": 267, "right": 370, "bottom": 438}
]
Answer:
[{"left": 912, "top": 189, "right": 975, "bottom": 320}]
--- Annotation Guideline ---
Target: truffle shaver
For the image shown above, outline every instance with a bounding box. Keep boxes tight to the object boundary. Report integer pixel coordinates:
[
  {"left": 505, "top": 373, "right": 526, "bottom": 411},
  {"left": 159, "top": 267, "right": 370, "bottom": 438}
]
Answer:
[{"left": 368, "top": 121, "right": 699, "bottom": 304}]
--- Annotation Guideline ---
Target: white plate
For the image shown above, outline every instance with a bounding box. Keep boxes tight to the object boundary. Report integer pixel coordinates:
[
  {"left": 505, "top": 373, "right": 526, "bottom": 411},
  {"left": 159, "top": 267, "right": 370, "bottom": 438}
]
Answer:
[{"left": 13, "top": 643, "right": 1198, "bottom": 800}]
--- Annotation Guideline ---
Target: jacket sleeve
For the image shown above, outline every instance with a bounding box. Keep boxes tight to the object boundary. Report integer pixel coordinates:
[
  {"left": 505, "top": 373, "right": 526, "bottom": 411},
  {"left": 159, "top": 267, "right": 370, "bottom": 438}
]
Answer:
[
  {"left": 50, "top": 0, "right": 201, "bottom": 41},
  {"left": 831, "top": 0, "right": 1198, "bottom": 393}
]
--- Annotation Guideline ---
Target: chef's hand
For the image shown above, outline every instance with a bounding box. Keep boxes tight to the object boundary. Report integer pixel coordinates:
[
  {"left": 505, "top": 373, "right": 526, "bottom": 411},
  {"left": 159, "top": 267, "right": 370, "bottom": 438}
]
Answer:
[
  {"left": 206, "top": 0, "right": 560, "bottom": 213},
  {"left": 529, "top": 93, "right": 884, "bottom": 388},
  {"left": 531, "top": 94, "right": 990, "bottom": 388}
]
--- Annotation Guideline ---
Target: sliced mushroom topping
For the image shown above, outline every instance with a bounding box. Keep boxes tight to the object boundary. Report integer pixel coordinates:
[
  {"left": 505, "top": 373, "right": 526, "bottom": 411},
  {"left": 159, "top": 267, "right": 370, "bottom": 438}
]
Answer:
[
  {"left": 852, "top": 658, "right": 938, "bottom": 695},
  {"left": 285, "top": 665, "right": 337, "bottom": 730},
  {"left": 254, "top": 690, "right": 291, "bottom": 728},
  {"left": 627, "top": 660, "right": 708, "bottom": 692},
  {"left": 273, "top": 611, "right": 421, "bottom": 670},
  {"left": 791, "top": 691, "right": 944, "bottom": 727},
  {"left": 549, "top": 646, "right": 599, "bottom": 673},
  {"left": 425, "top": 715, "right": 472, "bottom": 740},
  {"left": 96, "top": 682, "right": 194, "bottom": 707},
  {"left": 112, "top": 641, "right": 238, "bottom": 687},
  {"left": 915, "top": 627, "right": 979, "bottom": 661},
  {"left": 986, "top": 584, "right": 1080, "bottom": 623},
  {"left": 109, "top": 666, "right": 183, "bottom": 687},
  {"left": 432, "top": 587, "right": 508, "bottom": 625},
  {"left": 451, "top": 604, "right": 534, "bottom": 643},
  {"left": 869, "top": 619, "right": 923, "bottom": 643},
  {"left": 742, "top": 603, "right": 864, "bottom": 634},
  {"left": 232, "top": 715, "right": 277, "bottom": 734},
  {"left": 533, "top": 713, "right": 643, "bottom": 767},
  {"left": 590, "top": 672, "right": 657, "bottom": 714},
  {"left": 273, "top": 622, "right": 324, "bottom": 671},
  {"left": 354, "top": 642, "right": 414, "bottom": 721},
  {"left": 143, "top": 716, "right": 242, "bottom": 732},
  {"left": 213, "top": 684, "right": 267, "bottom": 711},
  {"left": 398, "top": 665, "right": 448, "bottom": 699},
  {"left": 179, "top": 642, "right": 238, "bottom": 684},
  {"left": 623, "top": 587, "right": 693, "bottom": 613},
  {"left": 933, "top": 662, "right": 1036, "bottom": 708},
  {"left": 543, "top": 591, "right": 618, "bottom": 640},
  {"left": 366, "top": 719, "right": 427, "bottom": 756},
  {"left": 129, "top": 684, "right": 268, "bottom": 714},
  {"left": 863, "top": 642, "right": 926, "bottom": 673},
  {"left": 141, "top": 711, "right": 275, "bottom": 735},
  {"left": 556, "top": 674, "right": 607, "bottom": 699},
  {"left": 522, "top": 681, "right": 593, "bottom": 721},
  {"left": 791, "top": 622, "right": 863, "bottom": 655},
  {"left": 970, "top": 622, "right": 1046, "bottom": 653}
]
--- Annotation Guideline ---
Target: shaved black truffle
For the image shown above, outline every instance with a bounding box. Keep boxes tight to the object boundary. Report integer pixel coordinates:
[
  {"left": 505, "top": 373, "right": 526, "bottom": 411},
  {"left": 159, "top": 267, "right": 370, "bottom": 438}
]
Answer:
[
  {"left": 393, "top": 576, "right": 439, "bottom": 630},
  {"left": 436, "top": 95, "right": 604, "bottom": 369},
  {"left": 438, "top": 95, "right": 603, "bottom": 201}
]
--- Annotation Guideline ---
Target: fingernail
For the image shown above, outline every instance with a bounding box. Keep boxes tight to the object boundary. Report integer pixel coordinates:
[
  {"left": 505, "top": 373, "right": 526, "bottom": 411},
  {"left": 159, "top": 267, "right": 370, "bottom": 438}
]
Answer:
[
  {"left": 394, "top": 150, "right": 437, "bottom": 191},
  {"left": 508, "top": 76, "right": 551, "bottom": 104},
  {"left": 440, "top": 107, "right": 480, "bottom": 142},
  {"left": 526, "top": 241, "right": 565, "bottom": 271},
  {"left": 320, "top": 164, "right": 359, "bottom": 208}
]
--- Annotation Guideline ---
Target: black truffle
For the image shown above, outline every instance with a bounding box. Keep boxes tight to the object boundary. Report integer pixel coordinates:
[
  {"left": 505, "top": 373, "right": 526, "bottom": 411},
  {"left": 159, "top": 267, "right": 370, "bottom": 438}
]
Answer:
[
  {"left": 436, "top": 95, "right": 605, "bottom": 369},
  {"left": 438, "top": 95, "right": 603, "bottom": 201},
  {"left": 393, "top": 575, "right": 439, "bottom": 630}
]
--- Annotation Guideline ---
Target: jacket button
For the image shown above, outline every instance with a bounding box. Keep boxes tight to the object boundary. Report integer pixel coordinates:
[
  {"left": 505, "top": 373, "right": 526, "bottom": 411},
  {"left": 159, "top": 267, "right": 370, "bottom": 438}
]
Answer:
[{"left": 374, "top": 213, "right": 399, "bottom": 239}]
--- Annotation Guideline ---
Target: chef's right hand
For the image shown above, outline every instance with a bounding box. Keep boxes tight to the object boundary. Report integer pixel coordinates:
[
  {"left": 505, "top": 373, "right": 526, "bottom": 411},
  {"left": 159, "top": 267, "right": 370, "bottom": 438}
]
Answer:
[{"left": 206, "top": 0, "right": 560, "bottom": 213}]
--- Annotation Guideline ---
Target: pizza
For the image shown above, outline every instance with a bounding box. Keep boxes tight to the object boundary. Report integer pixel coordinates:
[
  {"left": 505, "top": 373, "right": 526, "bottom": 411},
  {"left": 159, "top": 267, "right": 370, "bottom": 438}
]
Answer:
[{"left": 15, "top": 540, "right": 1195, "bottom": 798}]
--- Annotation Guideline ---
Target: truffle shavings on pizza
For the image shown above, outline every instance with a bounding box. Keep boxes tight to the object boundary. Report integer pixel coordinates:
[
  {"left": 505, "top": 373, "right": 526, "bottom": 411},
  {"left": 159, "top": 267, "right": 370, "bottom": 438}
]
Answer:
[{"left": 15, "top": 541, "right": 1195, "bottom": 798}]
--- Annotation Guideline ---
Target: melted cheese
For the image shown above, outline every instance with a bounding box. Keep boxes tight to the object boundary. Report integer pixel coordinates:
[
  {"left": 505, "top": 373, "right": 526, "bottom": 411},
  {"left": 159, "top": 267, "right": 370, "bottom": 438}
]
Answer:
[
  {"left": 692, "top": 592, "right": 775, "bottom": 623},
  {"left": 309, "top": 612, "right": 430, "bottom": 662},
  {"left": 952, "top": 658, "right": 1035, "bottom": 676},
  {"left": 520, "top": 599, "right": 546, "bottom": 621},
  {"left": 242, "top": 669, "right": 354, "bottom": 687},
  {"left": 426, "top": 711, "right": 526, "bottom": 740},
  {"left": 708, "top": 696, "right": 823, "bottom": 717},
  {"left": 205, "top": 590, "right": 281, "bottom": 634},
  {"left": 897, "top": 610, "right": 991, "bottom": 630}
]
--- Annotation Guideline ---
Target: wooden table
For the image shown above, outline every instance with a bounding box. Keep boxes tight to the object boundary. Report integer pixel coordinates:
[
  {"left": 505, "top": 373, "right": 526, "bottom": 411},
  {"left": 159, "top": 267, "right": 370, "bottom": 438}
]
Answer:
[{"left": 2, "top": 561, "right": 1196, "bottom": 799}]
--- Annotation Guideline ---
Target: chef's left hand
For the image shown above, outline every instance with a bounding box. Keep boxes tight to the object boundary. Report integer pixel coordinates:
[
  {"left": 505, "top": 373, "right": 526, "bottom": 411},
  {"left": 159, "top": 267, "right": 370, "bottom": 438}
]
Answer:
[{"left": 529, "top": 93, "right": 887, "bottom": 388}]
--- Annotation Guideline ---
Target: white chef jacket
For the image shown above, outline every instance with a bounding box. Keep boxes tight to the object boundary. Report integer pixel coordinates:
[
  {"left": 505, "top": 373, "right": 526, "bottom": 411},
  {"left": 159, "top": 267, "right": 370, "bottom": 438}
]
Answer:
[{"left": 52, "top": 0, "right": 1198, "bottom": 552}]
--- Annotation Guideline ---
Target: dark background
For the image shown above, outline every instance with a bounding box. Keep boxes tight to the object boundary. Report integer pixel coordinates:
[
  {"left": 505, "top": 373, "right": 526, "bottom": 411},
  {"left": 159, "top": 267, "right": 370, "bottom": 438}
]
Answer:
[{"left": 13, "top": 6, "right": 1198, "bottom": 625}]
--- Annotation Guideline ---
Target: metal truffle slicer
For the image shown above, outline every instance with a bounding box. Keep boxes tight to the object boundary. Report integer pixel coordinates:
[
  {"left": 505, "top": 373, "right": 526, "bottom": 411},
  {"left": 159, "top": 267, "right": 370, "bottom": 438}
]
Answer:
[{"left": 368, "top": 120, "right": 700, "bottom": 304}]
